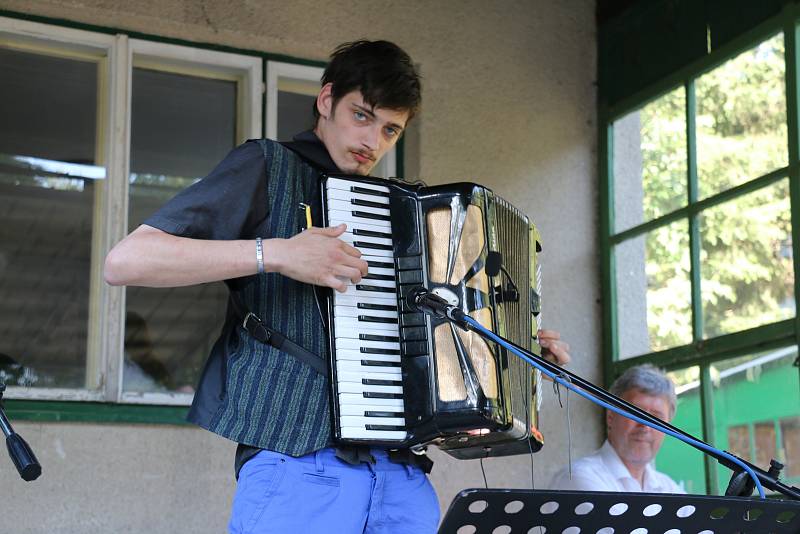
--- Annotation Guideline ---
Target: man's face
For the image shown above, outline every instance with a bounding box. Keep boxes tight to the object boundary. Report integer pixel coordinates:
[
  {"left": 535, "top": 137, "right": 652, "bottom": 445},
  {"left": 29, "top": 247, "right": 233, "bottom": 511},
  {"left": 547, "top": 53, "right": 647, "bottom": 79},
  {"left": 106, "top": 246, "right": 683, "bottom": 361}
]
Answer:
[
  {"left": 607, "top": 389, "right": 672, "bottom": 470},
  {"left": 314, "top": 84, "right": 409, "bottom": 175}
]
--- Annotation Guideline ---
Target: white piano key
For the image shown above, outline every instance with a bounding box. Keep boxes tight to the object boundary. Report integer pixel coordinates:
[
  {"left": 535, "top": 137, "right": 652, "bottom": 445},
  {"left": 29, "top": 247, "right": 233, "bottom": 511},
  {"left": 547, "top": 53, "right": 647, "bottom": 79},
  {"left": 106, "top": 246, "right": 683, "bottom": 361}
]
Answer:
[
  {"left": 338, "top": 404, "right": 404, "bottom": 416},
  {"left": 327, "top": 188, "right": 390, "bottom": 205},
  {"left": 342, "top": 284, "right": 396, "bottom": 301},
  {"left": 338, "top": 393, "right": 404, "bottom": 408},
  {"left": 336, "top": 360, "right": 402, "bottom": 377},
  {"left": 336, "top": 370, "right": 403, "bottom": 384},
  {"left": 334, "top": 349, "right": 401, "bottom": 363},
  {"left": 339, "top": 428, "right": 408, "bottom": 440},
  {"left": 328, "top": 209, "right": 392, "bottom": 230},
  {"left": 333, "top": 293, "right": 397, "bottom": 307},
  {"left": 335, "top": 338, "right": 400, "bottom": 352},
  {"left": 335, "top": 317, "right": 399, "bottom": 335},
  {"left": 340, "top": 415, "right": 406, "bottom": 428},
  {"left": 347, "top": 276, "right": 397, "bottom": 290},
  {"left": 341, "top": 232, "right": 393, "bottom": 248},
  {"left": 327, "top": 177, "right": 390, "bottom": 194},
  {"left": 325, "top": 218, "right": 393, "bottom": 236},
  {"left": 328, "top": 198, "right": 390, "bottom": 217},
  {"left": 338, "top": 382, "right": 403, "bottom": 395},
  {"left": 334, "top": 305, "right": 398, "bottom": 320}
]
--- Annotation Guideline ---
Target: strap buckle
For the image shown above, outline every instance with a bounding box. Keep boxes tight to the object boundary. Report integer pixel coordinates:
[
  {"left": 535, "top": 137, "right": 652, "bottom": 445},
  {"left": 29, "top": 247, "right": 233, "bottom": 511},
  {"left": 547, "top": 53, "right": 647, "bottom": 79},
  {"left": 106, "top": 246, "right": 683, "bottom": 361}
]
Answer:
[{"left": 243, "top": 312, "right": 271, "bottom": 344}]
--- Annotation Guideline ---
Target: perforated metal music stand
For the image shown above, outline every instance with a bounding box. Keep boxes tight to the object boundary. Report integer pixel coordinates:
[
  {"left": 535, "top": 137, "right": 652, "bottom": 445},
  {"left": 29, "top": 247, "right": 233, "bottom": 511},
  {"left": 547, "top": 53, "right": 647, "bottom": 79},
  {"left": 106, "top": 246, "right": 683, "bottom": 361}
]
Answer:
[{"left": 438, "top": 488, "right": 800, "bottom": 533}]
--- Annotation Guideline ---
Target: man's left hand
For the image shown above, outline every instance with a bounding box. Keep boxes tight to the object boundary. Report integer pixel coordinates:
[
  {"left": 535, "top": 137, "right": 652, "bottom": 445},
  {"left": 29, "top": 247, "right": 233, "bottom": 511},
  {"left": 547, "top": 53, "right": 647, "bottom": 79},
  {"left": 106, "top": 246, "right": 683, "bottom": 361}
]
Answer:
[{"left": 538, "top": 329, "right": 571, "bottom": 365}]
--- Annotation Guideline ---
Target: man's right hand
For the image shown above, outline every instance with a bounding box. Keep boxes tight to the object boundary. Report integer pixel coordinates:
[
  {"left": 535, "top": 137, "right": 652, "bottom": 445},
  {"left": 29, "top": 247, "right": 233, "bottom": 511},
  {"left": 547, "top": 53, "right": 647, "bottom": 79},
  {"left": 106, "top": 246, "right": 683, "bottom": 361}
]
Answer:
[{"left": 270, "top": 224, "right": 369, "bottom": 292}]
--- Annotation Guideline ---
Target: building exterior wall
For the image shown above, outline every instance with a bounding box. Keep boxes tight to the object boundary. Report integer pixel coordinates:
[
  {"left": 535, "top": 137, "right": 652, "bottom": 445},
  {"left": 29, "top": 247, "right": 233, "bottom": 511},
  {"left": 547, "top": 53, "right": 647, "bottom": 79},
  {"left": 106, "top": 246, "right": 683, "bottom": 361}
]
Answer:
[{"left": 0, "top": 1, "right": 600, "bottom": 531}]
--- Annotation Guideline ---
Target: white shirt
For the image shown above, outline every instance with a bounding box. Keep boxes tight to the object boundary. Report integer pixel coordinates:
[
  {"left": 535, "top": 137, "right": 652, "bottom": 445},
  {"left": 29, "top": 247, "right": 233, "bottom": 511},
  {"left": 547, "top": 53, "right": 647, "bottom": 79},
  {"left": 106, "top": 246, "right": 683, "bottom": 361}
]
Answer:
[{"left": 548, "top": 440, "right": 685, "bottom": 493}]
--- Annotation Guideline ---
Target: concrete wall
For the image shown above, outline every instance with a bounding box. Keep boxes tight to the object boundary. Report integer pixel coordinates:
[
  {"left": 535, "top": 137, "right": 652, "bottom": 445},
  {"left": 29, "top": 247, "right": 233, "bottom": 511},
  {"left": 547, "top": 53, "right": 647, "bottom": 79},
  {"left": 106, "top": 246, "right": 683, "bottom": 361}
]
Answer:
[{"left": 0, "top": 1, "right": 601, "bottom": 531}]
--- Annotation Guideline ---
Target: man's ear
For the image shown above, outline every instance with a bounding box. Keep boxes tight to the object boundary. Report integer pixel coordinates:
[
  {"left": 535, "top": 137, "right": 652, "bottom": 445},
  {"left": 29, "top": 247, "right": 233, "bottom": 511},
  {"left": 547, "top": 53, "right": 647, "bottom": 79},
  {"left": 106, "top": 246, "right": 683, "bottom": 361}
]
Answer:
[{"left": 316, "top": 83, "right": 334, "bottom": 120}]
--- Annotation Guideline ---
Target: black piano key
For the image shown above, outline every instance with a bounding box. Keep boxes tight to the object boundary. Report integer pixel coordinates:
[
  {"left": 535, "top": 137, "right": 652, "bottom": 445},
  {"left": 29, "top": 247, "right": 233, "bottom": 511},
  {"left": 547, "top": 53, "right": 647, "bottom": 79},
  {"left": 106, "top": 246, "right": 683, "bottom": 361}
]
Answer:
[
  {"left": 352, "top": 210, "right": 391, "bottom": 222},
  {"left": 353, "top": 241, "right": 393, "bottom": 251},
  {"left": 351, "top": 186, "right": 389, "bottom": 198},
  {"left": 365, "top": 424, "right": 406, "bottom": 431},
  {"left": 360, "top": 334, "right": 400, "bottom": 342},
  {"left": 358, "top": 302, "right": 397, "bottom": 312},
  {"left": 361, "top": 359, "right": 401, "bottom": 367},
  {"left": 364, "top": 273, "right": 396, "bottom": 282},
  {"left": 363, "top": 392, "right": 404, "bottom": 399},
  {"left": 360, "top": 347, "right": 401, "bottom": 355},
  {"left": 366, "top": 260, "right": 394, "bottom": 269},
  {"left": 362, "top": 378, "right": 403, "bottom": 386},
  {"left": 364, "top": 411, "right": 404, "bottom": 418},
  {"left": 354, "top": 228, "right": 392, "bottom": 239},
  {"left": 358, "top": 315, "right": 398, "bottom": 324},
  {"left": 356, "top": 284, "right": 395, "bottom": 293},
  {"left": 351, "top": 198, "right": 389, "bottom": 209}
]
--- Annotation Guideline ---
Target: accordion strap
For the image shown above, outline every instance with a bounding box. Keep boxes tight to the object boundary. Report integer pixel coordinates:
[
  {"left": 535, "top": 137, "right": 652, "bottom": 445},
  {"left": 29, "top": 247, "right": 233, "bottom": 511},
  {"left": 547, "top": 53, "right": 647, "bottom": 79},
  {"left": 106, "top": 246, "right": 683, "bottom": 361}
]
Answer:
[{"left": 230, "top": 292, "right": 327, "bottom": 375}]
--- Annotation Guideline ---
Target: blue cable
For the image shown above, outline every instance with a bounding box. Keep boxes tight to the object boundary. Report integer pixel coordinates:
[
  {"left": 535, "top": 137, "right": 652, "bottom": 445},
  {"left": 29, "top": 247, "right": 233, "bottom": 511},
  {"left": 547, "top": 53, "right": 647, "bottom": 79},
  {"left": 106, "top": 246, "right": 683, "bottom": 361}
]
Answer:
[{"left": 463, "top": 316, "right": 767, "bottom": 499}]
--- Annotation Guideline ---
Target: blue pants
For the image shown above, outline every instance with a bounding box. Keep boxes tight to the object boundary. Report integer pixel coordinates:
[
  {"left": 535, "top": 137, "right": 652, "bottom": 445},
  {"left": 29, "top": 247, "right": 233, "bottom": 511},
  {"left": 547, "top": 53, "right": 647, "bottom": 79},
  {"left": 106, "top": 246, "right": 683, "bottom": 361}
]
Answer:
[{"left": 228, "top": 447, "right": 440, "bottom": 534}]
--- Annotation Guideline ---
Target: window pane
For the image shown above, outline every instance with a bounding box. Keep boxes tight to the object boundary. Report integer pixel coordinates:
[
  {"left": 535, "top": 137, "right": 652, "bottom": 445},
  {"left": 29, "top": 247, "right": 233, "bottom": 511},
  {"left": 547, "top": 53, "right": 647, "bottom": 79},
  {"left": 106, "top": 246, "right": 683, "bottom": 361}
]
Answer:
[
  {"left": 0, "top": 47, "right": 100, "bottom": 388},
  {"left": 700, "top": 179, "right": 794, "bottom": 338},
  {"left": 277, "top": 90, "right": 315, "bottom": 142},
  {"left": 616, "top": 220, "right": 691, "bottom": 358},
  {"left": 125, "top": 67, "right": 236, "bottom": 395},
  {"left": 658, "top": 366, "right": 705, "bottom": 494},
  {"left": 780, "top": 417, "right": 800, "bottom": 478},
  {"left": 711, "top": 348, "right": 800, "bottom": 491},
  {"left": 613, "top": 86, "right": 687, "bottom": 233},
  {"left": 696, "top": 33, "right": 787, "bottom": 199}
]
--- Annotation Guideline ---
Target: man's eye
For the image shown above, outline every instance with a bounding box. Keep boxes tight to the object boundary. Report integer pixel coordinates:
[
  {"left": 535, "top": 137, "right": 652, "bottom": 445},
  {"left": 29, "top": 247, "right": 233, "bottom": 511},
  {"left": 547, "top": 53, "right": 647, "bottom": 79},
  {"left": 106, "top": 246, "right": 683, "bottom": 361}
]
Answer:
[
  {"left": 385, "top": 127, "right": 399, "bottom": 137},
  {"left": 354, "top": 111, "right": 367, "bottom": 121}
]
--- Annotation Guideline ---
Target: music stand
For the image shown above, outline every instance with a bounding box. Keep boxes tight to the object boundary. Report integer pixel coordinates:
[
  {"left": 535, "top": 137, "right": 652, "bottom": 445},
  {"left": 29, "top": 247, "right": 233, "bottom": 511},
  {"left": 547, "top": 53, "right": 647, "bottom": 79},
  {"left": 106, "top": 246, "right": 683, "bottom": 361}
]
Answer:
[{"left": 438, "top": 488, "right": 800, "bottom": 533}]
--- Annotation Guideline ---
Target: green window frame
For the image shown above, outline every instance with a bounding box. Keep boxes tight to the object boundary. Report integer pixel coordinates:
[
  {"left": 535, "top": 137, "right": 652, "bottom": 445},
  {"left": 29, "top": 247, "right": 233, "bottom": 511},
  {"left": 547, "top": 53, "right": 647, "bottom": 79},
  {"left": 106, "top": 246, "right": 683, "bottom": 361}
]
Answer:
[{"left": 601, "top": 4, "right": 800, "bottom": 493}]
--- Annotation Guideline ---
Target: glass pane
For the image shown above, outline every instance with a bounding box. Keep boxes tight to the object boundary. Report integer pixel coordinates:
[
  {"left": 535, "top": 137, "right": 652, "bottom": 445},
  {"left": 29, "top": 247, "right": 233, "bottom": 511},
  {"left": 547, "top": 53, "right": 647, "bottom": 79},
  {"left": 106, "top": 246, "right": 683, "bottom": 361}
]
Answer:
[
  {"left": 658, "top": 366, "right": 706, "bottom": 494},
  {"left": 613, "top": 86, "right": 687, "bottom": 233},
  {"left": 0, "top": 47, "right": 100, "bottom": 388},
  {"left": 277, "top": 90, "right": 315, "bottom": 142},
  {"left": 781, "top": 417, "right": 800, "bottom": 478},
  {"left": 125, "top": 66, "right": 236, "bottom": 395},
  {"left": 696, "top": 33, "right": 787, "bottom": 199},
  {"left": 711, "top": 348, "right": 800, "bottom": 490},
  {"left": 616, "top": 219, "right": 691, "bottom": 359},
  {"left": 700, "top": 179, "right": 794, "bottom": 338}
]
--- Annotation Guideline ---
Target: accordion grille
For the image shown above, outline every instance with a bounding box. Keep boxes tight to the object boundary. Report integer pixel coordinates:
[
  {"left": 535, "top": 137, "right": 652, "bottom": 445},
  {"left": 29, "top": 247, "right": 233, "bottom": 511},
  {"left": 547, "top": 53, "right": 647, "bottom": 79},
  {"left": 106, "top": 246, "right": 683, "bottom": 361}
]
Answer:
[
  {"left": 427, "top": 204, "right": 497, "bottom": 403},
  {"left": 494, "top": 197, "right": 534, "bottom": 433}
]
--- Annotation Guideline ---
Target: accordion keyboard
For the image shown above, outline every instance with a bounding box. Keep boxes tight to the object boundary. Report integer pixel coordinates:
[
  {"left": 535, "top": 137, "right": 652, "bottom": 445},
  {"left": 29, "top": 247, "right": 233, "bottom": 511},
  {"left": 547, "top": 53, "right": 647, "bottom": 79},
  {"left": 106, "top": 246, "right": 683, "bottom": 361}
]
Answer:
[{"left": 325, "top": 177, "right": 408, "bottom": 441}]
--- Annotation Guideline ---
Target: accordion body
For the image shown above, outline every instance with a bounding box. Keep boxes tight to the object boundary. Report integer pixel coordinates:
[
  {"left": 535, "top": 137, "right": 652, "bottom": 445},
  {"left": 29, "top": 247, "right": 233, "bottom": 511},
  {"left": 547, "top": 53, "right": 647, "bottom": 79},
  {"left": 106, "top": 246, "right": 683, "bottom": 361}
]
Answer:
[{"left": 321, "top": 174, "right": 544, "bottom": 459}]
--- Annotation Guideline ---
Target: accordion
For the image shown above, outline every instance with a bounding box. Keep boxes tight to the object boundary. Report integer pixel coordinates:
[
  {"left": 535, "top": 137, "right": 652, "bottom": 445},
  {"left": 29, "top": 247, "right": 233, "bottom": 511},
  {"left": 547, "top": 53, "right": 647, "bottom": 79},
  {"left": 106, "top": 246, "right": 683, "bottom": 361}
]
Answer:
[{"left": 321, "top": 174, "right": 544, "bottom": 459}]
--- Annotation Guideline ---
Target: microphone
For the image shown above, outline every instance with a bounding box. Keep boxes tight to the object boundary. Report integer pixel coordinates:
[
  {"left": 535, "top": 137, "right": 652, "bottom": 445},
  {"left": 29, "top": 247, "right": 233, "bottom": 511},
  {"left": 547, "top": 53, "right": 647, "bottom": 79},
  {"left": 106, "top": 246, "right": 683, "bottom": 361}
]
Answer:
[{"left": 406, "top": 287, "right": 470, "bottom": 328}]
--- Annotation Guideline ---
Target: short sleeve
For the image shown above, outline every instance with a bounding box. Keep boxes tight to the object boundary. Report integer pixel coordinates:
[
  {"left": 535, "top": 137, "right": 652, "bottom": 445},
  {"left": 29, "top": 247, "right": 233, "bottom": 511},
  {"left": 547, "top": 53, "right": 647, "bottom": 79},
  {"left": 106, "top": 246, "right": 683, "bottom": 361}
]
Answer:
[{"left": 143, "top": 141, "right": 268, "bottom": 240}]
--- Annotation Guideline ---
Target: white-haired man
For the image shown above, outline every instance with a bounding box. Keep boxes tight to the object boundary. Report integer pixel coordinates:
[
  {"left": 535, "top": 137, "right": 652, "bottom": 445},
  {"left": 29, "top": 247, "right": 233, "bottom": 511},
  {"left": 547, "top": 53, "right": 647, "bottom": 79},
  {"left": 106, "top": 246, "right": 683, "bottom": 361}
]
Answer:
[{"left": 549, "top": 364, "right": 684, "bottom": 493}]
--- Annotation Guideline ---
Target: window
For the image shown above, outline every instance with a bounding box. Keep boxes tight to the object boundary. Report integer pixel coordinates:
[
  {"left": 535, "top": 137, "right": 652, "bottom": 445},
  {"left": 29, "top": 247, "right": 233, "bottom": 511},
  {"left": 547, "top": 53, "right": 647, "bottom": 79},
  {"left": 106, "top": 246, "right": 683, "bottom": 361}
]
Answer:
[
  {"left": 266, "top": 60, "right": 397, "bottom": 178},
  {"left": 603, "top": 17, "right": 800, "bottom": 493},
  {"left": 0, "top": 17, "right": 261, "bottom": 409}
]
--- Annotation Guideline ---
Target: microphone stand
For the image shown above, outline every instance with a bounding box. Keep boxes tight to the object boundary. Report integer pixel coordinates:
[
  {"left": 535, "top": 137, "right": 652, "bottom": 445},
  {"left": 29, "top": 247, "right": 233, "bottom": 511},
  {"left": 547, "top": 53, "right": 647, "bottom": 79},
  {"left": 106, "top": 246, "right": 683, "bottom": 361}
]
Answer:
[
  {"left": 407, "top": 287, "right": 800, "bottom": 501},
  {"left": 0, "top": 381, "right": 42, "bottom": 481}
]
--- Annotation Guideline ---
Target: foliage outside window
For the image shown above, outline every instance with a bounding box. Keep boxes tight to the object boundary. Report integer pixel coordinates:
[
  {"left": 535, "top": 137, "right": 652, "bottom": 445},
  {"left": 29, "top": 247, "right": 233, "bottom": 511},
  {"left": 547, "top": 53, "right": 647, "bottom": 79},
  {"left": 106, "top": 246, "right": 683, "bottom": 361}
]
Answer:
[{"left": 606, "top": 25, "right": 800, "bottom": 494}]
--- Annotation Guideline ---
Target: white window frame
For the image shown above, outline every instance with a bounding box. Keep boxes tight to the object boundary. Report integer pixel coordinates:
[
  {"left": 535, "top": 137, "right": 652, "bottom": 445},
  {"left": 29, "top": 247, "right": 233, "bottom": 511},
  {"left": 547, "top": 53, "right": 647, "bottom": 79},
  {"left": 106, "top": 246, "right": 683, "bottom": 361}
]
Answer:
[
  {"left": 266, "top": 60, "right": 397, "bottom": 178},
  {"left": 0, "top": 17, "right": 263, "bottom": 405}
]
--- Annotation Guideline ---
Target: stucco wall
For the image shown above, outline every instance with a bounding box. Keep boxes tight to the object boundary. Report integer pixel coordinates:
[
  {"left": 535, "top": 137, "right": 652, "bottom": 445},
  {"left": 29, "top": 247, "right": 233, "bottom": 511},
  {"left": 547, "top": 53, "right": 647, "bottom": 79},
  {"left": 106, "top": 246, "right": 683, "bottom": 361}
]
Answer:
[{"left": 0, "top": 1, "right": 600, "bottom": 532}]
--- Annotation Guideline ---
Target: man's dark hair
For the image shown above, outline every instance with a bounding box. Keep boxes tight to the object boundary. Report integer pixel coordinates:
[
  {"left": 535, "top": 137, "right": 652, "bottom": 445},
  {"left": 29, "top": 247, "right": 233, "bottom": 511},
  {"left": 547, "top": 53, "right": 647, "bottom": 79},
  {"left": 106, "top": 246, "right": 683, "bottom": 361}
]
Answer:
[{"left": 315, "top": 40, "right": 421, "bottom": 121}]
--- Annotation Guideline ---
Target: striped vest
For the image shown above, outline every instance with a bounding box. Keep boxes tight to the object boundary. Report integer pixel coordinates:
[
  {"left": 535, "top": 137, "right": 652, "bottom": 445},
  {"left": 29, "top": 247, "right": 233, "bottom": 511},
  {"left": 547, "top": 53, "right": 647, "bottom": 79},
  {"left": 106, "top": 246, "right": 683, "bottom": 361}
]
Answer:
[{"left": 206, "top": 139, "right": 331, "bottom": 456}]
